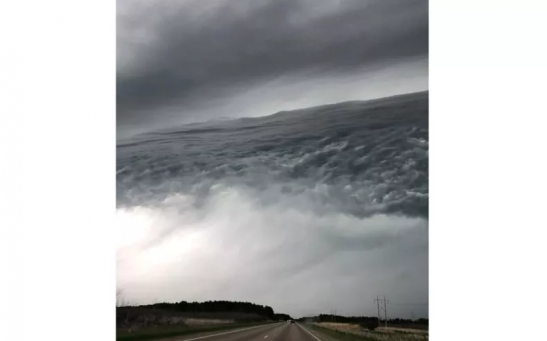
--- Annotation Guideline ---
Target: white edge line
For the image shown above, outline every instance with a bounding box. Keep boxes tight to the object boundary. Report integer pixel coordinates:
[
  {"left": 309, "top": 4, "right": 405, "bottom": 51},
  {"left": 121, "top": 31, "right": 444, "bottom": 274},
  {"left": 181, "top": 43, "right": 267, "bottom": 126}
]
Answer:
[
  {"left": 296, "top": 323, "right": 322, "bottom": 341},
  {"left": 177, "top": 322, "right": 281, "bottom": 341}
]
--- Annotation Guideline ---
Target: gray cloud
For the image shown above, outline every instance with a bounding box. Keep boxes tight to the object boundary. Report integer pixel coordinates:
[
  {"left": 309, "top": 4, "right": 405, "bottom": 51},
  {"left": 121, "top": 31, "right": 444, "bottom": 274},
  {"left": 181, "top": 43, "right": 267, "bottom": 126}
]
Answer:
[
  {"left": 116, "top": 188, "right": 428, "bottom": 318},
  {"left": 116, "top": 95, "right": 429, "bottom": 317},
  {"left": 117, "top": 0, "right": 428, "bottom": 133},
  {"left": 116, "top": 1, "right": 428, "bottom": 318}
]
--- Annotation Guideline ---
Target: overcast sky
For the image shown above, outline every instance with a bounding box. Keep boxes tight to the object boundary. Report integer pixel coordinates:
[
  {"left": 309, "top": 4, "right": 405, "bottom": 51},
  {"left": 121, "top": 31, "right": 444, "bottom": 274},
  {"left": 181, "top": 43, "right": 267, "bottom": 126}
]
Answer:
[
  {"left": 116, "top": 0, "right": 429, "bottom": 318},
  {"left": 117, "top": 192, "right": 428, "bottom": 318},
  {"left": 117, "top": 0, "right": 428, "bottom": 138}
]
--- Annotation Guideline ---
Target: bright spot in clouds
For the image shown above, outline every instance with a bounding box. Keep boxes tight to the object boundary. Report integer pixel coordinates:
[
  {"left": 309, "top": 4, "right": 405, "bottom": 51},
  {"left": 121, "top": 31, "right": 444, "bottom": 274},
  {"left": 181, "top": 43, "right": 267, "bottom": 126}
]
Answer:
[{"left": 116, "top": 208, "right": 151, "bottom": 249}]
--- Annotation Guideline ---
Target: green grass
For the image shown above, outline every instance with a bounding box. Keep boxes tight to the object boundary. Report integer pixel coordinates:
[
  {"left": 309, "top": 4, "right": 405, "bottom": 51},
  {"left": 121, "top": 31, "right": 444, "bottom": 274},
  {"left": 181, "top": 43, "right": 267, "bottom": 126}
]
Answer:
[
  {"left": 117, "top": 321, "right": 272, "bottom": 341},
  {"left": 309, "top": 324, "right": 376, "bottom": 341}
]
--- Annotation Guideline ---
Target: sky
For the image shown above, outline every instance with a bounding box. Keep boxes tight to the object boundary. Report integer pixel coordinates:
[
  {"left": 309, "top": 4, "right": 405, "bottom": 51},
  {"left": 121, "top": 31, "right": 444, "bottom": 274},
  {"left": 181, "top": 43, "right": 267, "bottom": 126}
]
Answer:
[
  {"left": 117, "top": 0, "right": 428, "bottom": 139},
  {"left": 116, "top": 190, "right": 428, "bottom": 318},
  {"left": 116, "top": 0, "right": 429, "bottom": 318}
]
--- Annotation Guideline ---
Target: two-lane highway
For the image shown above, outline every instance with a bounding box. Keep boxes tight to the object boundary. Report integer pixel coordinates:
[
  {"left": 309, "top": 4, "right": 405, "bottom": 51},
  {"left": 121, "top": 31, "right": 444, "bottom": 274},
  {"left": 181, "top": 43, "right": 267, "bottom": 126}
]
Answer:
[{"left": 173, "top": 321, "right": 326, "bottom": 341}]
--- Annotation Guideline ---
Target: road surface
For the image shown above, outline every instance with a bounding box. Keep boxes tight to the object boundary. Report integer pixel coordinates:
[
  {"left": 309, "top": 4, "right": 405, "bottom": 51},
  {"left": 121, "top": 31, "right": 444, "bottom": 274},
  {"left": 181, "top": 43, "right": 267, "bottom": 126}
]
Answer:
[{"left": 172, "top": 322, "right": 335, "bottom": 341}]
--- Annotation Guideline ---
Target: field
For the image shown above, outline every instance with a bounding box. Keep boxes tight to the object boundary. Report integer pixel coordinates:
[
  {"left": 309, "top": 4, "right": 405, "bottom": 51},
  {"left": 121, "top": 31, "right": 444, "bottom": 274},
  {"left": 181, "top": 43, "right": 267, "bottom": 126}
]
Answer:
[
  {"left": 117, "top": 321, "right": 272, "bottom": 341},
  {"left": 116, "top": 307, "right": 273, "bottom": 341},
  {"left": 312, "top": 322, "right": 428, "bottom": 341}
]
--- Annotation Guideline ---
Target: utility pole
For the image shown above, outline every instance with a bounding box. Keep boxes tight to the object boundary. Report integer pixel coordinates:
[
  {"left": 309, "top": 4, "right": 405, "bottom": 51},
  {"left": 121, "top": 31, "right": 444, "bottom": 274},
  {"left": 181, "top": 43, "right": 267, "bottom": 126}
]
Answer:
[
  {"left": 374, "top": 296, "right": 389, "bottom": 328},
  {"left": 374, "top": 296, "right": 381, "bottom": 327},
  {"left": 383, "top": 296, "right": 389, "bottom": 328}
]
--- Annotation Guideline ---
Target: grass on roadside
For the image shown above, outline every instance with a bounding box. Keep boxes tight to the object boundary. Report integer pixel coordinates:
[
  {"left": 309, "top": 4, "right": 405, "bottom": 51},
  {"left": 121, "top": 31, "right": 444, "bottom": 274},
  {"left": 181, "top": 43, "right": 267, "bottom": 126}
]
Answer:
[
  {"left": 117, "top": 321, "right": 271, "bottom": 341},
  {"left": 309, "top": 323, "right": 376, "bottom": 341}
]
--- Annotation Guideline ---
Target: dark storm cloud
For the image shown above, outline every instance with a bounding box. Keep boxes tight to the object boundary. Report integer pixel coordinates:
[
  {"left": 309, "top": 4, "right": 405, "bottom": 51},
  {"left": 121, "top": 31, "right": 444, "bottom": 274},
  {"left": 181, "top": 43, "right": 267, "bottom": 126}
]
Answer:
[
  {"left": 116, "top": 3, "right": 429, "bottom": 317},
  {"left": 116, "top": 86, "right": 429, "bottom": 318},
  {"left": 117, "top": 0, "right": 428, "bottom": 128}
]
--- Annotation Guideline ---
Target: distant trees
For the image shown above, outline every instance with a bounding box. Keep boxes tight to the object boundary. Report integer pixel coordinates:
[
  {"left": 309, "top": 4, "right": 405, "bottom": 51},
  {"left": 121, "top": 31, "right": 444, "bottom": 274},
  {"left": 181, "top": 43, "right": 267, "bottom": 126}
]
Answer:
[
  {"left": 128, "top": 300, "right": 280, "bottom": 320},
  {"left": 274, "top": 313, "right": 292, "bottom": 321},
  {"left": 415, "top": 318, "right": 428, "bottom": 326},
  {"left": 116, "top": 289, "right": 137, "bottom": 331},
  {"left": 116, "top": 299, "right": 290, "bottom": 330},
  {"left": 318, "top": 314, "right": 378, "bottom": 324},
  {"left": 316, "top": 314, "right": 428, "bottom": 329}
]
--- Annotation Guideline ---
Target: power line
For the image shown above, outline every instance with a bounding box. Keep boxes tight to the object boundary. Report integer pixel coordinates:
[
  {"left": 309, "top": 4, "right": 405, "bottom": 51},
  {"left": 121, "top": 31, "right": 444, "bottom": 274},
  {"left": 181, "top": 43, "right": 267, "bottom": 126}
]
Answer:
[
  {"left": 374, "top": 296, "right": 381, "bottom": 327},
  {"left": 374, "top": 296, "right": 389, "bottom": 328},
  {"left": 383, "top": 296, "right": 388, "bottom": 328},
  {"left": 330, "top": 308, "right": 336, "bottom": 322}
]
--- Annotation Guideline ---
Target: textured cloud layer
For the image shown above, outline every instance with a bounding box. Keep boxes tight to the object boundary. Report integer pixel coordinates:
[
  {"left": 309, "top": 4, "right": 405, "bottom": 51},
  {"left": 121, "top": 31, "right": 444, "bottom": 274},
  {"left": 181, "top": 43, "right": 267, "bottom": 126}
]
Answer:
[{"left": 116, "top": 92, "right": 429, "bottom": 318}]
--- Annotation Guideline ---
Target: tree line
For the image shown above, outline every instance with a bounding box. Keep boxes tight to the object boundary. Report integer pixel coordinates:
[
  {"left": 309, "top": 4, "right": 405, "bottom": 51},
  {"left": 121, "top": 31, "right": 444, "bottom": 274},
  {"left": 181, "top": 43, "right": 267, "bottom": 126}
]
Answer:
[
  {"left": 315, "top": 314, "right": 428, "bottom": 327},
  {"left": 273, "top": 313, "right": 292, "bottom": 321},
  {"left": 119, "top": 299, "right": 295, "bottom": 320}
]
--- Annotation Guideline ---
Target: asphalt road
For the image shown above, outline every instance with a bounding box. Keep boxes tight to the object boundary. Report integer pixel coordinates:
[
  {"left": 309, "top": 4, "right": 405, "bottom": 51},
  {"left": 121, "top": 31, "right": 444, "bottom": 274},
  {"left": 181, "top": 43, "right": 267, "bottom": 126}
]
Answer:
[{"left": 174, "top": 322, "right": 329, "bottom": 341}]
